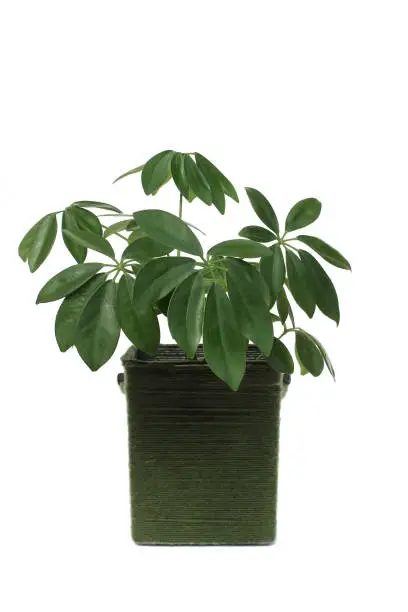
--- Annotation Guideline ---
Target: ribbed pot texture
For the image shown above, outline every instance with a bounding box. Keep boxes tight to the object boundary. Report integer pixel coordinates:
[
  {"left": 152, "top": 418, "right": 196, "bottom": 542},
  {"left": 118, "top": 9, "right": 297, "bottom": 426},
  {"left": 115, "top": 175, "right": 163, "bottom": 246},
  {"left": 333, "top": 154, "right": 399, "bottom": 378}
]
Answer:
[{"left": 121, "top": 344, "right": 285, "bottom": 546}]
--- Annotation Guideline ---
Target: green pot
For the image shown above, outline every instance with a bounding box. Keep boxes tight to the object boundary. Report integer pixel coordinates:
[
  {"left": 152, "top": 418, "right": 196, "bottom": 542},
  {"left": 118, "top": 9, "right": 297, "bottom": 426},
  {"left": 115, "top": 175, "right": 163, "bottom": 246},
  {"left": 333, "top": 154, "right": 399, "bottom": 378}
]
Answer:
[{"left": 120, "top": 344, "right": 288, "bottom": 546}]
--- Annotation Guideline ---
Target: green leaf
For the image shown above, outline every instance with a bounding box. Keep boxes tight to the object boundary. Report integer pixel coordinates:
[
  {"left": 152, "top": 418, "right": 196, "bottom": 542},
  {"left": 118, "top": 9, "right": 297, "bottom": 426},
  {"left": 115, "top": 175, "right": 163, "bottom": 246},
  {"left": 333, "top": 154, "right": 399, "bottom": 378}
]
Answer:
[
  {"left": 295, "top": 343, "right": 309, "bottom": 375},
  {"left": 299, "top": 250, "right": 340, "bottom": 325},
  {"left": 295, "top": 330, "right": 324, "bottom": 377},
  {"left": 128, "top": 228, "right": 147, "bottom": 243},
  {"left": 208, "top": 178, "right": 226, "bottom": 214},
  {"left": 72, "top": 201, "right": 122, "bottom": 214},
  {"left": 195, "top": 153, "right": 227, "bottom": 214},
  {"left": 208, "top": 239, "right": 271, "bottom": 258},
  {"left": 245, "top": 188, "right": 279, "bottom": 235},
  {"left": 239, "top": 225, "right": 277, "bottom": 242},
  {"left": 184, "top": 155, "right": 212, "bottom": 205},
  {"left": 168, "top": 272, "right": 205, "bottom": 359},
  {"left": 156, "top": 290, "right": 174, "bottom": 316},
  {"left": 265, "top": 338, "right": 294, "bottom": 374},
  {"left": 62, "top": 229, "right": 115, "bottom": 260},
  {"left": 141, "top": 150, "right": 175, "bottom": 195},
  {"left": 260, "top": 245, "right": 285, "bottom": 305},
  {"left": 62, "top": 210, "right": 87, "bottom": 263},
  {"left": 285, "top": 250, "right": 316, "bottom": 317},
  {"left": 133, "top": 209, "right": 203, "bottom": 257},
  {"left": 27, "top": 213, "right": 58, "bottom": 272},
  {"left": 133, "top": 256, "right": 196, "bottom": 311},
  {"left": 76, "top": 280, "right": 120, "bottom": 371},
  {"left": 113, "top": 164, "right": 144, "bottom": 184},
  {"left": 203, "top": 283, "right": 247, "bottom": 391},
  {"left": 70, "top": 207, "right": 102, "bottom": 235},
  {"left": 104, "top": 219, "right": 132, "bottom": 238},
  {"left": 171, "top": 153, "right": 195, "bottom": 202},
  {"left": 116, "top": 276, "right": 160, "bottom": 355},
  {"left": 225, "top": 258, "right": 273, "bottom": 356},
  {"left": 296, "top": 235, "right": 351, "bottom": 270},
  {"left": 122, "top": 236, "right": 173, "bottom": 262},
  {"left": 306, "top": 333, "right": 336, "bottom": 379},
  {"left": 36, "top": 263, "right": 104, "bottom": 304},
  {"left": 285, "top": 198, "right": 321, "bottom": 232},
  {"left": 277, "top": 287, "right": 289, "bottom": 323},
  {"left": 194, "top": 153, "right": 239, "bottom": 202},
  {"left": 55, "top": 274, "right": 106, "bottom": 351},
  {"left": 18, "top": 216, "right": 48, "bottom": 262}
]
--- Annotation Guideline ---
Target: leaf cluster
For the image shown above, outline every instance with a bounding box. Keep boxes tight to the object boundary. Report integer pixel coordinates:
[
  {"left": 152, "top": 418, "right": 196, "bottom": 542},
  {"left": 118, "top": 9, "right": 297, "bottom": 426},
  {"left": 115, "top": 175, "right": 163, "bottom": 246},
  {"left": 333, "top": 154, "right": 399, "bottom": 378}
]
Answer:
[{"left": 19, "top": 150, "right": 350, "bottom": 390}]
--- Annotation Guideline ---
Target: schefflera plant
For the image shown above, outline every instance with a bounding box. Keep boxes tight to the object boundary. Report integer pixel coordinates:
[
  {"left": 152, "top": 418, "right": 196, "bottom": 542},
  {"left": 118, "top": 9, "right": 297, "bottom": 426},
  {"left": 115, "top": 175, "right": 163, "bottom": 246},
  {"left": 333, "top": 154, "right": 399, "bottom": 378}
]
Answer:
[{"left": 18, "top": 150, "right": 350, "bottom": 390}]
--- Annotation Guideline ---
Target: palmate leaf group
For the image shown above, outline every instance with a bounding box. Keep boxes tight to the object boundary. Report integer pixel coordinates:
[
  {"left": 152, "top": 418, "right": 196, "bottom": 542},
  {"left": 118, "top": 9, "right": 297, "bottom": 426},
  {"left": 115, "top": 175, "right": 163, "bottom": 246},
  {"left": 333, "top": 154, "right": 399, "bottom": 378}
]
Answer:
[
  {"left": 19, "top": 149, "right": 350, "bottom": 390},
  {"left": 113, "top": 150, "right": 238, "bottom": 214}
]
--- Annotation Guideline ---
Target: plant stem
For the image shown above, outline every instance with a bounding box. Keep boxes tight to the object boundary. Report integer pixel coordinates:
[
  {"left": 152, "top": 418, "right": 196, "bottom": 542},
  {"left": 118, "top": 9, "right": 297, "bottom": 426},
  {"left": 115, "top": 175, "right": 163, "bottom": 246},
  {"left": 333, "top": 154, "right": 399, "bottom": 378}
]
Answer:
[
  {"left": 177, "top": 193, "right": 183, "bottom": 256},
  {"left": 101, "top": 224, "right": 128, "bottom": 242},
  {"left": 279, "top": 326, "right": 298, "bottom": 339},
  {"left": 283, "top": 243, "right": 299, "bottom": 254},
  {"left": 98, "top": 213, "right": 133, "bottom": 218},
  {"left": 178, "top": 192, "right": 183, "bottom": 220}
]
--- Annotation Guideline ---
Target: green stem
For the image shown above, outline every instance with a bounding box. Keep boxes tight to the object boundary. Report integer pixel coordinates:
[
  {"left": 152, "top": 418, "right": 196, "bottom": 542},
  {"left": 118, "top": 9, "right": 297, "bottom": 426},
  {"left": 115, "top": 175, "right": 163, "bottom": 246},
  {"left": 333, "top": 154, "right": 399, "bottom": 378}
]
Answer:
[
  {"left": 177, "top": 193, "right": 183, "bottom": 256},
  {"left": 101, "top": 225, "right": 128, "bottom": 242},
  {"left": 98, "top": 213, "right": 133, "bottom": 218},
  {"left": 279, "top": 326, "right": 299, "bottom": 339},
  {"left": 283, "top": 243, "right": 299, "bottom": 254}
]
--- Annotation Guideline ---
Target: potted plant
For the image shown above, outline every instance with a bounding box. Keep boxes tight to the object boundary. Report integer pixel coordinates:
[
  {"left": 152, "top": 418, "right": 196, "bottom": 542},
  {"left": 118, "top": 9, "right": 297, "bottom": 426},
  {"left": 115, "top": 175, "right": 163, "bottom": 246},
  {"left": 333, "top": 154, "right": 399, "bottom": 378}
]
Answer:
[{"left": 19, "top": 149, "right": 351, "bottom": 545}]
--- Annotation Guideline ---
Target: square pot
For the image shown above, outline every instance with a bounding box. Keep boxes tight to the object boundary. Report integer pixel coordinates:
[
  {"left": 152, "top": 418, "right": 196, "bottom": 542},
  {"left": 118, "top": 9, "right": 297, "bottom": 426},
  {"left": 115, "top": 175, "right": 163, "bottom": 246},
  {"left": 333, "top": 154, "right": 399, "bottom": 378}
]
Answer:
[{"left": 121, "top": 344, "right": 285, "bottom": 545}]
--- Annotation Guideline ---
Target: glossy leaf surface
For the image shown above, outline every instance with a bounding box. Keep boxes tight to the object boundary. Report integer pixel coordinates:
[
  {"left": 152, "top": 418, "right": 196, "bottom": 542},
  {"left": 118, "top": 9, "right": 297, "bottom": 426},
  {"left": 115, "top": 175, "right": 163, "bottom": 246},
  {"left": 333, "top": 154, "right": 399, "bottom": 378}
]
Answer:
[
  {"left": 184, "top": 155, "right": 212, "bottom": 205},
  {"left": 62, "top": 209, "right": 87, "bottom": 263},
  {"left": 55, "top": 273, "right": 106, "bottom": 351},
  {"left": 239, "top": 225, "right": 276, "bottom": 242},
  {"left": 208, "top": 239, "right": 271, "bottom": 258},
  {"left": 245, "top": 187, "right": 279, "bottom": 235},
  {"left": 122, "top": 236, "right": 173, "bottom": 262},
  {"left": 296, "top": 235, "right": 351, "bottom": 270},
  {"left": 71, "top": 207, "right": 102, "bottom": 235},
  {"left": 36, "top": 263, "right": 104, "bottom": 303},
  {"left": 225, "top": 258, "right": 273, "bottom": 356},
  {"left": 141, "top": 150, "right": 174, "bottom": 195},
  {"left": 72, "top": 201, "right": 122, "bottom": 214},
  {"left": 27, "top": 214, "right": 58, "bottom": 272},
  {"left": 133, "top": 256, "right": 196, "bottom": 311},
  {"left": 168, "top": 272, "right": 205, "bottom": 358},
  {"left": 195, "top": 153, "right": 238, "bottom": 202},
  {"left": 277, "top": 287, "right": 290, "bottom": 323},
  {"left": 171, "top": 153, "right": 195, "bottom": 201},
  {"left": 295, "top": 330, "right": 324, "bottom": 376},
  {"left": 116, "top": 276, "right": 160, "bottom": 355},
  {"left": 285, "top": 198, "right": 321, "bottom": 232},
  {"left": 63, "top": 228, "right": 115, "bottom": 259},
  {"left": 203, "top": 283, "right": 247, "bottom": 390},
  {"left": 133, "top": 209, "right": 203, "bottom": 256},
  {"left": 195, "top": 153, "right": 227, "bottom": 213},
  {"left": 18, "top": 217, "right": 45, "bottom": 262},
  {"left": 266, "top": 338, "right": 294, "bottom": 374},
  {"left": 76, "top": 280, "right": 120, "bottom": 371},
  {"left": 260, "top": 245, "right": 285, "bottom": 305},
  {"left": 299, "top": 249, "right": 340, "bottom": 324},
  {"left": 113, "top": 164, "right": 144, "bottom": 184},
  {"left": 285, "top": 249, "right": 316, "bottom": 317}
]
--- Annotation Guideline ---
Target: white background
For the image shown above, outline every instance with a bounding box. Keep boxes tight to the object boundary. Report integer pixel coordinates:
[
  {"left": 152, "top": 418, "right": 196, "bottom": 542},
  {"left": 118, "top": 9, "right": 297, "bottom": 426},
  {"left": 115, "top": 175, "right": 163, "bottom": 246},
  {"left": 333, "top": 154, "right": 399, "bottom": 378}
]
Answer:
[{"left": 1, "top": 1, "right": 407, "bottom": 610}]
